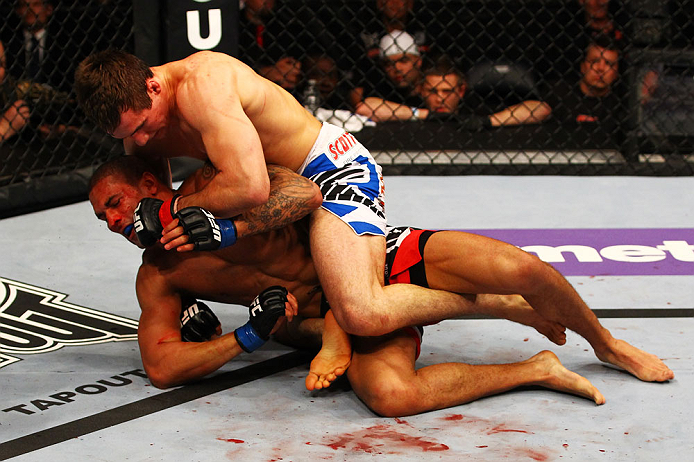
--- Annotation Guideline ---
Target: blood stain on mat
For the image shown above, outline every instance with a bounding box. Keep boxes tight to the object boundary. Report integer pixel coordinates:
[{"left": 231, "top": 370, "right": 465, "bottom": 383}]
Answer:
[
  {"left": 520, "top": 448, "right": 548, "bottom": 461},
  {"left": 323, "top": 424, "right": 449, "bottom": 453},
  {"left": 394, "top": 418, "right": 413, "bottom": 427},
  {"left": 487, "top": 423, "right": 534, "bottom": 435},
  {"left": 217, "top": 438, "right": 244, "bottom": 443}
]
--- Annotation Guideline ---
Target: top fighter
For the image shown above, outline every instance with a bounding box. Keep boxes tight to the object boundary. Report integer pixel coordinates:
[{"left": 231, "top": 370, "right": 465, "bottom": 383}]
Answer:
[{"left": 74, "top": 49, "right": 522, "bottom": 337}]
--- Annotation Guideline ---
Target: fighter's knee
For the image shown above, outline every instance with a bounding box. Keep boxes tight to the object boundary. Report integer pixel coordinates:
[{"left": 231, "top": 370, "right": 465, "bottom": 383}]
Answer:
[
  {"left": 330, "top": 306, "right": 392, "bottom": 336},
  {"left": 358, "top": 379, "right": 418, "bottom": 417},
  {"left": 503, "top": 251, "right": 551, "bottom": 293}
]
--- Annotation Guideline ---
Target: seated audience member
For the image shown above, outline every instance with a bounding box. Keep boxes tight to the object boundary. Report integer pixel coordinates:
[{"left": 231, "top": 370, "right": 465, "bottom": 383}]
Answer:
[
  {"left": 2, "top": 0, "right": 86, "bottom": 138},
  {"left": 301, "top": 54, "right": 351, "bottom": 112},
  {"left": 351, "top": 30, "right": 426, "bottom": 120},
  {"left": 420, "top": 55, "right": 551, "bottom": 127},
  {"left": 238, "top": 0, "right": 333, "bottom": 96},
  {"left": 353, "top": 0, "right": 429, "bottom": 62},
  {"left": 537, "top": 0, "right": 626, "bottom": 80},
  {"left": 358, "top": 51, "right": 551, "bottom": 127},
  {"left": 546, "top": 35, "right": 624, "bottom": 132}
]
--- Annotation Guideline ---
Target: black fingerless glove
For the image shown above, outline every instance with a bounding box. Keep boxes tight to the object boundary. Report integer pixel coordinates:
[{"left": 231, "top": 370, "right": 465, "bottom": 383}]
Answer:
[
  {"left": 180, "top": 299, "right": 221, "bottom": 342},
  {"left": 132, "top": 195, "right": 179, "bottom": 247},
  {"left": 234, "top": 286, "right": 288, "bottom": 353}
]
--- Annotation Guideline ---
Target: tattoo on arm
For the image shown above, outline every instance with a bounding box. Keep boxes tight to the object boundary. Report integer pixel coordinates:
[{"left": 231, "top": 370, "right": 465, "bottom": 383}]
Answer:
[{"left": 240, "top": 165, "right": 320, "bottom": 235}]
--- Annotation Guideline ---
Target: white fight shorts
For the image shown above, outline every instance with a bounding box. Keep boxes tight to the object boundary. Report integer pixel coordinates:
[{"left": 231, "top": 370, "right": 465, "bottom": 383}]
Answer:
[{"left": 297, "top": 122, "right": 386, "bottom": 236}]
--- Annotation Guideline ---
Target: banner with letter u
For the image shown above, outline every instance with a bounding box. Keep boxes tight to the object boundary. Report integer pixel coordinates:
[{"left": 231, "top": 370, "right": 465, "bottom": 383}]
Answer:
[{"left": 135, "top": 0, "right": 238, "bottom": 65}]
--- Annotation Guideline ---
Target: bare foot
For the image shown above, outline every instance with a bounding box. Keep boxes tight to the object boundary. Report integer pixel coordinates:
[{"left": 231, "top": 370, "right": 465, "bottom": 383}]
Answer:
[
  {"left": 305, "top": 310, "right": 352, "bottom": 391},
  {"left": 530, "top": 317, "right": 567, "bottom": 346},
  {"left": 595, "top": 338, "right": 674, "bottom": 382},
  {"left": 529, "top": 350, "right": 606, "bottom": 405},
  {"left": 477, "top": 294, "right": 567, "bottom": 345}
]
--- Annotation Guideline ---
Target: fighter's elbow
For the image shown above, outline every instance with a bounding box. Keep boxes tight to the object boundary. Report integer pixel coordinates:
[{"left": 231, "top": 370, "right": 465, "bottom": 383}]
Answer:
[
  {"left": 245, "top": 183, "right": 271, "bottom": 209},
  {"left": 144, "top": 364, "right": 180, "bottom": 390}
]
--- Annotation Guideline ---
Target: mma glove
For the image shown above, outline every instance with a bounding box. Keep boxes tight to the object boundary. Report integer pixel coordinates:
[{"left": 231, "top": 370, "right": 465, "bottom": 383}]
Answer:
[
  {"left": 133, "top": 195, "right": 179, "bottom": 247},
  {"left": 234, "top": 286, "right": 288, "bottom": 353},
  {"left": 180, "top": 299, "right": 221, "bottom": 342},
  {"left": 175, "top": 206, "right": 237, "bottom": 251}
]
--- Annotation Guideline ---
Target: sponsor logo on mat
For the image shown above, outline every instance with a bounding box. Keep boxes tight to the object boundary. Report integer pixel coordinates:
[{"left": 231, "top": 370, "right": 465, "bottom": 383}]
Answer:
[{"left": 0, "top": 277, "right": 138, "bottom": 369}]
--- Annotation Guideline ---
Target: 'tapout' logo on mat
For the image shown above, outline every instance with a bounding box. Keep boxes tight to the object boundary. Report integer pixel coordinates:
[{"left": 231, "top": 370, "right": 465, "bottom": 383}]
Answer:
[{"left": 0, "top": 277, "right": 138, "bottom": 369}]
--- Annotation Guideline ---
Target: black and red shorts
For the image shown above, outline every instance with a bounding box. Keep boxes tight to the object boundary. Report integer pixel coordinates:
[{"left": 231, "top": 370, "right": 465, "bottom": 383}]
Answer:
[{"left": 384, "top": 226, "right": 437, "bottom": 287}]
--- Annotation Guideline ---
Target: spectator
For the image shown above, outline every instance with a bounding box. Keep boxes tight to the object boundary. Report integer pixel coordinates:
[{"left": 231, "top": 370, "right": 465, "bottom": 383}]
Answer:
[
  {"left": 579, "top": 0, "right": 624, "bottom": 39},
  {"left": 344, "top": 0, "right": 431, "bottom": 103},
  {"left": 351, "top": 30, "right": 425, "bottom": 120},
  {"left": 1, "top": 0, "right": 87, "bottom": 134},
  {"left": 537, "top": 0, "right": 627, "bottom": 80},
  {"left": 360, "top": 51, "right": 551, "bottom": 127},
  {"left": 2, "top": 0, "right": 88, "bottom": 93},
  {"left": 238, "top": 0, "right": 333, "bottom": 96},
  {"left": 301, "top": 53, "right": 351, "bottom": 111},
  {"left": 546, "top": 35, "right": 624, "bottom": 133},
  {"left": 355, "top": 0, "right": 429, "bottom": 62}
]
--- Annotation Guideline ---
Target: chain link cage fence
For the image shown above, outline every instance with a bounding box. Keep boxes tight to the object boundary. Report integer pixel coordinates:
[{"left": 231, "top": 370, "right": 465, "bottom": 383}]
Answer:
[{"left": 1, "top": 0, "right": 693, "bottom": 217}]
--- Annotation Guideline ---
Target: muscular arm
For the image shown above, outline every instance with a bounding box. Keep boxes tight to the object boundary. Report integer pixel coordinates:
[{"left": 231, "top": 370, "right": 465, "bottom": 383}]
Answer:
[
  {"left": 191, "top": 163, "right": 322, "bottom": 238},
  {"left": 136, "top": 263, "right": 244, "bottom": 388},
  {"left": 166, "top": 163, "right": 321, "bottom": 249},
  {"left": 175, "top": 63, "right": 270, "bottom": 217},
  {"left": 489, "top": 100, "right": 551, "bottom": 126}
]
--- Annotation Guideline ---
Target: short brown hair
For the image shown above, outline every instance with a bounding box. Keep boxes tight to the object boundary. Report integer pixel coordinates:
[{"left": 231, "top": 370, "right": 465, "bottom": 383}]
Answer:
[
  {"left": 421, "top": 53, "right": 465, "bottom": 84},
  {"left": 75, "top": 49, "right": 154, "bottom": 134}
]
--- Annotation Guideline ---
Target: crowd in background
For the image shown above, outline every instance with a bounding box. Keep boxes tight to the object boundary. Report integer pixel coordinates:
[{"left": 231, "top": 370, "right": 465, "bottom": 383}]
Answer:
[
  {"left": 234, "top": 0, "right": 692, "bottom": 135},
  {"left": 1, "top": 0, "right": 694, "bottom": 168}
]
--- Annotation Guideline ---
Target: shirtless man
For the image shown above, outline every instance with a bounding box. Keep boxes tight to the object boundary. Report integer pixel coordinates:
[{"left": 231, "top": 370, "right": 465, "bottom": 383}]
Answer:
[
  {"left": 89, "top": 157, "right": 671, "bottom": 415},
  {"left": 73, "top": 49, "right": 546, "bottom": 338}
]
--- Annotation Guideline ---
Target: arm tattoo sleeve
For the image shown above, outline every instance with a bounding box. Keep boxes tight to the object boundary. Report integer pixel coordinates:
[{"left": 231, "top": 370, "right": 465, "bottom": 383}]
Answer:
[{"left": 239, "top": 165, "right": 321, "bottom": 236}]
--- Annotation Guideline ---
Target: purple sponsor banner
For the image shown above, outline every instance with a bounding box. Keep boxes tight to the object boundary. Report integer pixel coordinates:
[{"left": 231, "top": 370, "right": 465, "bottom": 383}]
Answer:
[{"left": 459, "top": 228, "right": 694, "bottom": 276}]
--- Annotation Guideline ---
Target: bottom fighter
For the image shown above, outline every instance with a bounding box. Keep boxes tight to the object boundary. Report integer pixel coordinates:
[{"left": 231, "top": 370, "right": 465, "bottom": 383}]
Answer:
[{"left": 89, "top": 156, "right": 672, "bottom": 416}]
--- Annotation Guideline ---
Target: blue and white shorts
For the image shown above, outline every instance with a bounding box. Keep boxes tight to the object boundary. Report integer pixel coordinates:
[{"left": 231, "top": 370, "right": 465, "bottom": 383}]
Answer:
[{"left": 297, "top": 122, "right": 386, "bottom": 236}]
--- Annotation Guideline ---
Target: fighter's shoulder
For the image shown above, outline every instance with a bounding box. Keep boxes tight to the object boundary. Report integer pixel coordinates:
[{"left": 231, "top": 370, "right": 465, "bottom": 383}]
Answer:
[{"left": 181, "top": 52, "right": 245, "bottom": 86}]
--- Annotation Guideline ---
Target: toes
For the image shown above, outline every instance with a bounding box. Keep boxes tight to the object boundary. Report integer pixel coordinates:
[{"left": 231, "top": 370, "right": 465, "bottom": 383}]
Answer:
[{"left": 305, "top": 373, "right": 317, "bottom": 391}]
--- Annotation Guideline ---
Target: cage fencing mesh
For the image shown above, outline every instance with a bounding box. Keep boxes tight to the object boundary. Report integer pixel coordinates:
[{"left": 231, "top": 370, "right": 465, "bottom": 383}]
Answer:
[{"left": 1, "top": 1, "right": 693, "bottom": 214}]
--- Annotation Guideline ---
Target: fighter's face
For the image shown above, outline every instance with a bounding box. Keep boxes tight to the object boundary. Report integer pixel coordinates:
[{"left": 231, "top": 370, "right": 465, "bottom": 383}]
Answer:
[
  {"left": 89, "top": 175, "right": 150, "bottom": 248},
  {"left": 420, "top": 74, "right": 465, "bottom": 113},
  {"left": 110, "top": 83, "right": 168, "bottom": 145}
]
